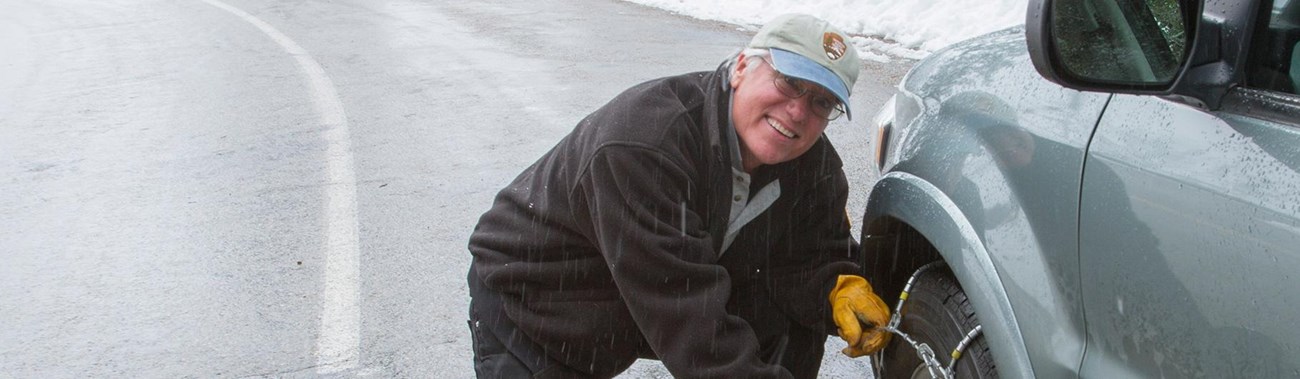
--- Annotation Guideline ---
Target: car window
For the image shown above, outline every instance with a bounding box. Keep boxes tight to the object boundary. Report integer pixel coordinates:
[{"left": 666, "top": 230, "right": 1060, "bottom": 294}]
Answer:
[{"left": 1248, "top": 0, "right": 1300, "bottom": 94}]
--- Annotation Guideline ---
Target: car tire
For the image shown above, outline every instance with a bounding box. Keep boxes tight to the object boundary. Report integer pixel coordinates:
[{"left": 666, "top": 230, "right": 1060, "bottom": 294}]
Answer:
[{"left": 874, "top": 266, "right": 997, "bottom": 379}]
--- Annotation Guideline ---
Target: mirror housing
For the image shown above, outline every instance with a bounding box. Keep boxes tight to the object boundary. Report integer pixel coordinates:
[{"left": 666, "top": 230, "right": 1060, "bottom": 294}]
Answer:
[{"left": 1026, "top": 0, "right": 1262, "bottom": 109}]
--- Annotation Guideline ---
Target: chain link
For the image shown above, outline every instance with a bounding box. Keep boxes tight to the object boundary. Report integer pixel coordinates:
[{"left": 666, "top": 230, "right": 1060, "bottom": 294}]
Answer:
[{"left": 882, "top": 324, "right": 950, "bottom": 379}]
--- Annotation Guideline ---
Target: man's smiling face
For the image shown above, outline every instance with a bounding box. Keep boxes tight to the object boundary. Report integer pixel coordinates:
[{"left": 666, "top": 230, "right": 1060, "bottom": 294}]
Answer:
[{"left": 730, "top": 53, "right": 832, "bottom": 173}]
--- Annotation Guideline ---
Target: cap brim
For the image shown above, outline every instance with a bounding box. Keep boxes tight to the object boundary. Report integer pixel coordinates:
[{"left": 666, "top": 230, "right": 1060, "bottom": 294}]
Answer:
[{"left": 768, "top": 48, "right": 852, "bottom": 119}]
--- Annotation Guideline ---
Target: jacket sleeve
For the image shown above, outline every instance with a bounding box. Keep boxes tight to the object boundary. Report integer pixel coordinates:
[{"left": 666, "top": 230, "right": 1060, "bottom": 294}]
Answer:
[
  {"left": 766, "top": 171, "right": 861, "bottom": 335},
  {"left": 571, "top": 144, "right": 791, "bottom": 379}
]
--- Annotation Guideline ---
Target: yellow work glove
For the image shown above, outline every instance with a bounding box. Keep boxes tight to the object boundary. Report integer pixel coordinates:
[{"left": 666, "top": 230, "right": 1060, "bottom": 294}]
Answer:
[{"left": 829, "top": 274, "right": 891, "bottom": 357}]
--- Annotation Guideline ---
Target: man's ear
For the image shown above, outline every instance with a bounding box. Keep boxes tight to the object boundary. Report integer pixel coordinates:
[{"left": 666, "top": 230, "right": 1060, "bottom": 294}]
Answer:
[{"left": 731, "top": 53, "right": 749, "bottom": 89}]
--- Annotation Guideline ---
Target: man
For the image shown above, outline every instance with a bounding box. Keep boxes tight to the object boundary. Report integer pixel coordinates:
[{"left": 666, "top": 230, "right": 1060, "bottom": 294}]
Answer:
[{"left": 467, "top": 14, "right": 890, "bottom": 378}]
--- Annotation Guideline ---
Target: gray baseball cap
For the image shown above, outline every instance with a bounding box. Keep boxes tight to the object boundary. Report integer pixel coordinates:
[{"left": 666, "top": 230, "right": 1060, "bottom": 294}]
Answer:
[{"left": 748, "top": 14, "right": 862, "bottom": 119}]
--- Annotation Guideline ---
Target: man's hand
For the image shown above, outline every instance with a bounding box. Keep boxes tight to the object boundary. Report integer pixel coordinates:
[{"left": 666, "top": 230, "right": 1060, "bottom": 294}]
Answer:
[{"left": 829, "top": 274, "right": 891, "bottom": 357}]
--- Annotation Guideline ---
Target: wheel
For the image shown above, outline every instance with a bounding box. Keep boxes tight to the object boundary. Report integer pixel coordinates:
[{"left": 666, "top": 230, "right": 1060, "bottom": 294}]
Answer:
[{"left": 873, "top": 266, "right": 997, "bottom": 379}]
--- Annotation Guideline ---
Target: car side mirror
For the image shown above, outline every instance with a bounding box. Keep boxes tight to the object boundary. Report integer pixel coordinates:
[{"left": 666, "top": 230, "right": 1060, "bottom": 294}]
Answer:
[
  {"left": 1027, "top": 0, "right": 1196, "bottom": 90},
  {"left": 1027, "top": 0, "right": 1263, "bottom": 109}
]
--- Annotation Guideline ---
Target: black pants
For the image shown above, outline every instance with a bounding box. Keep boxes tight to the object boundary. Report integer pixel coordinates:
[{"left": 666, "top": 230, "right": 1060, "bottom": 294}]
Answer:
[{"left": 467, "top": 266, "right": 827, "bottom": 378}]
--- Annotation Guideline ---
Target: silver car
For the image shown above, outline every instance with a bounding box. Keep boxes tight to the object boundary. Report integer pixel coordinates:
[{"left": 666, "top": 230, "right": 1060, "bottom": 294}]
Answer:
[{"left": 862, "top": 0, "right": 1300, "bottom": 377}]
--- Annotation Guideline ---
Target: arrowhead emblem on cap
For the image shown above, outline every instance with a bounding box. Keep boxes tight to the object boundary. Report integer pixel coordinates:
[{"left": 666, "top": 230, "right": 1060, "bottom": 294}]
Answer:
[{"left": 823, "top": 32, "right": 847, "bottom": 61}]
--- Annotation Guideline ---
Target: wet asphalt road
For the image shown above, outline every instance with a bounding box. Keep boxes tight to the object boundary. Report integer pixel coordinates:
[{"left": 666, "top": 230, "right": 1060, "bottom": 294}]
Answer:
[{"left": 0, "top": 0, "right": 912, "bottom": 376}]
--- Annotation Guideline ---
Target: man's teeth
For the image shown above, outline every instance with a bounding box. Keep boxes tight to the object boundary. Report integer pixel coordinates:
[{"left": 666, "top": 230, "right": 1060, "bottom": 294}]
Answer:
[{"left": 767, "top": 118, "right": 797, "bottom": 138}]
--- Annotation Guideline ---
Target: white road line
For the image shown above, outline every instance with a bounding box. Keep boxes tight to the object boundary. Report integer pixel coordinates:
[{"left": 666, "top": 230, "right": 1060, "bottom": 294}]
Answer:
[{"left": 196, "top": 0, "right": 359, "bottom": 373}]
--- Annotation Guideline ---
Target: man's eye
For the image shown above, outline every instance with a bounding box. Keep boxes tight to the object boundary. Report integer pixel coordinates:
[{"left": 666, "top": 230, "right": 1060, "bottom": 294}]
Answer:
[
  {"left": 812, "top": 96, "right": 837, "bottom": 110},
  {"left": 784, "top": 77, "right": 807, "bottom": 94}
]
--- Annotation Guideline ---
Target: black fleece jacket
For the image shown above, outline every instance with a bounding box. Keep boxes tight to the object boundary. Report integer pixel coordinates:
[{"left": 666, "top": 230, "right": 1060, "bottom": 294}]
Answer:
[{"left": 467, "top": 61, "right": 860, "bottom": 378}]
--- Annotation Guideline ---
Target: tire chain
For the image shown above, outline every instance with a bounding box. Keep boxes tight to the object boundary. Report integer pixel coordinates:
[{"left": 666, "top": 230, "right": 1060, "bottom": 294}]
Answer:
[{"left": 875, "top": 262, "right": 985, "bottom": 379}]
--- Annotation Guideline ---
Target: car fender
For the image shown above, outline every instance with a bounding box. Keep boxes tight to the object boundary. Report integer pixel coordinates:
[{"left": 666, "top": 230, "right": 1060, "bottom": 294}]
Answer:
[{"left": 864, "top": 172, "right": 1034, "bottom": 379}]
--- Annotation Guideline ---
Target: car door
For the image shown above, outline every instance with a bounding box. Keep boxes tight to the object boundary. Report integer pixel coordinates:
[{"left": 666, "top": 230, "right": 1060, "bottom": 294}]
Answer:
[{"left": 1077, "top": 0, "right": 1300, "bottom": 376}]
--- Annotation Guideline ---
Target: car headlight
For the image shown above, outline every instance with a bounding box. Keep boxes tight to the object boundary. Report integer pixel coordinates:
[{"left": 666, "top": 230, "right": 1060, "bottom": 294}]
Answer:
[{"left": 872, "top": 95, "right": 896, "bottom": 171}]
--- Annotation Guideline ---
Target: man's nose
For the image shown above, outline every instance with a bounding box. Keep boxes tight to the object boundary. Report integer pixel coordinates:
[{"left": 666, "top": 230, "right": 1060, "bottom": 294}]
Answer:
[{"left": 784, "top": 96, "right": 812, "bottom": 122}]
